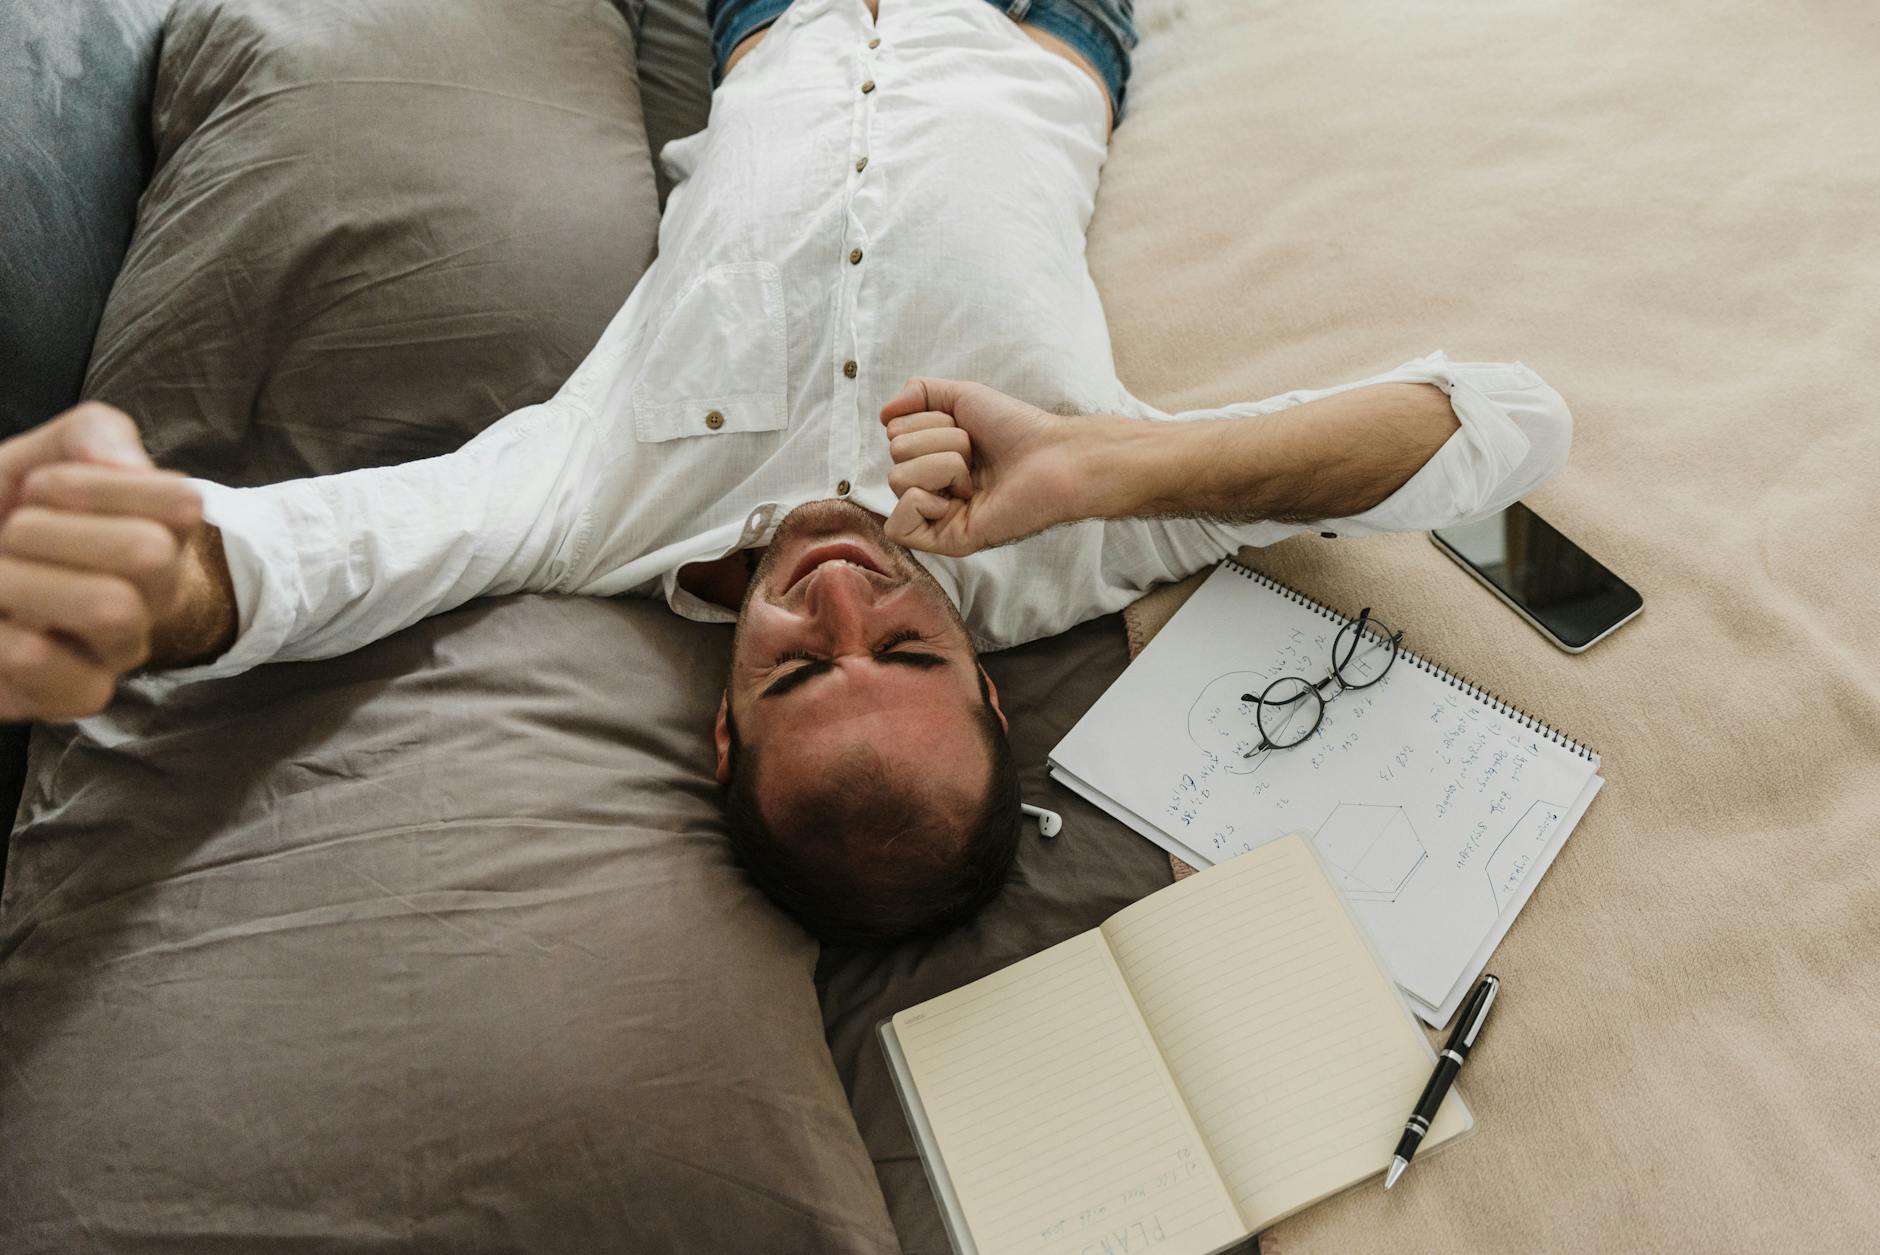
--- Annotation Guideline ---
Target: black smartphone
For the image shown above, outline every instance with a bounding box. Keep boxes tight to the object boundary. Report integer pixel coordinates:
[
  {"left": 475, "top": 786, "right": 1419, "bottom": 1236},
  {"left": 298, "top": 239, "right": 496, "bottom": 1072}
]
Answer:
[{"left": 1430, "top": 502, "right": 1642, "bottom": 653}]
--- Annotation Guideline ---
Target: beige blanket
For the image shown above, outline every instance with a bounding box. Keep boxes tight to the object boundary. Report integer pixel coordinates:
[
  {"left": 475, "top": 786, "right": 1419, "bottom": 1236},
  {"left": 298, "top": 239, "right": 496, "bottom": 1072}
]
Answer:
[{"left": 1094, "top": 1, "right": 1880, "bottom": 1250}]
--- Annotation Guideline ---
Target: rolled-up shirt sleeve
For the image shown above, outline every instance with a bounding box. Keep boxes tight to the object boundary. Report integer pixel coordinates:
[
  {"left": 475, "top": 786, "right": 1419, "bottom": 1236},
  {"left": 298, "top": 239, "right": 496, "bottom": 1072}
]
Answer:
[
  {"left": 1322, "top": 353, "right": 1572, "bottom": 535},
  {"left": 158, "top": 399, "right": 606, "bottom": 685},
  {"left": 1122, "top": 349, "right": 1570, "bottom": 550},
  {"left": 1141, "top": 351, "right": 1571, "bottom": 540}
]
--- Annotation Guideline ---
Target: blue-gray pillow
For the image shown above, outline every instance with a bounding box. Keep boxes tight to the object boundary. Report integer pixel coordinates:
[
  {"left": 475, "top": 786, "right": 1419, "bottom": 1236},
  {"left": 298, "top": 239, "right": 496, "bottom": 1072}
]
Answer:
[{"left": 0, "top": 0, "right": 173, "bottom": 437}]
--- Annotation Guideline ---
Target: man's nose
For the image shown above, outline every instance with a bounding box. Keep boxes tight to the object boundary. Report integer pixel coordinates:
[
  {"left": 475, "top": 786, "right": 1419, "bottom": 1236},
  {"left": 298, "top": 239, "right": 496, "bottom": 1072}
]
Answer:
[{"left": 801, "top": 562, "right": 879, "bottom": 647}]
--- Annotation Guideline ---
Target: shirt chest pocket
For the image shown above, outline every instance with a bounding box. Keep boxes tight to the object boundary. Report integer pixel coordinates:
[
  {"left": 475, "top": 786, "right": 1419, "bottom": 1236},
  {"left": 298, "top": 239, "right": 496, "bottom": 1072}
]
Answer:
[{"left": 632, "top": 262, "right": 790, "bottom": 443}]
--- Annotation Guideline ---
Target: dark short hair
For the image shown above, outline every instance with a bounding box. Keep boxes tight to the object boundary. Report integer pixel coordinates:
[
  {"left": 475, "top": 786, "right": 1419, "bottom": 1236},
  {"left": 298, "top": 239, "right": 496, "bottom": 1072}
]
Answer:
[{"left": 721, "top": 671, "right": 1022, "bottom": 946}]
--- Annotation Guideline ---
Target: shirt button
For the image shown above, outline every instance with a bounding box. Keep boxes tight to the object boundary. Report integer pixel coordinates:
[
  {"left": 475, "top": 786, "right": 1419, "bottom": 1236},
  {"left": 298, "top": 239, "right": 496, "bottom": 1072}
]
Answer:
[
  {"left": 849, "top": 247, "right": 864, "bottom": 265},
  {"left": 843, "top": 360, "right": 858, "bottom": 378},
  {"left": 868, "top": 37, "right": 880, "bottom": 49},
  {"left": 836, "top": 480, "right": 852, "bottom": 496},
  {"left": 855, "top": 156, "right": 868, "bottom": 173},
  {"left": 860, "top": 79, "right": 876, "bottom": 94},
  {"left": 704, "top": 410, "right": 724, "bottom": 430}
]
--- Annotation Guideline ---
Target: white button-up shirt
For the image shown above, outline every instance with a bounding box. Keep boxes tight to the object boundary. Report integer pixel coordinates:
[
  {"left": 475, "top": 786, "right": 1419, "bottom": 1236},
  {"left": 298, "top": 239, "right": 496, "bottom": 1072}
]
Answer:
[{"left": 183, "top": 0, "right": 1570, "bottom": 684}]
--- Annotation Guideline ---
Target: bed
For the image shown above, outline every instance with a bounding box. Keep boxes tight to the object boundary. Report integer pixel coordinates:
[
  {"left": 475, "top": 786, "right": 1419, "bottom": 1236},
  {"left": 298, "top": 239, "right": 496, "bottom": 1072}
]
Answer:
[{"left": 3, "top": 1, "right": 1876, "bottom": 1251}]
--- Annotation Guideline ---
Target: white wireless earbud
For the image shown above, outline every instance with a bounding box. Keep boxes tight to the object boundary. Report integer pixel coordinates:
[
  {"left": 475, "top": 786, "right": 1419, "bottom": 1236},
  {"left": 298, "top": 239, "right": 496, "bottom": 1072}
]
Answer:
[{"left": 1020, "top": 803, "right": 1063, "bottom": 838}]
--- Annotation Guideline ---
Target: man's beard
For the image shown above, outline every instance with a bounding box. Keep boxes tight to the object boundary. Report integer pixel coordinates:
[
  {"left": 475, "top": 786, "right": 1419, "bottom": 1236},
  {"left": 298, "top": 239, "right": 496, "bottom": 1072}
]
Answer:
[{"left": 736, "top": 498, "right": 973, "bottom": 638}]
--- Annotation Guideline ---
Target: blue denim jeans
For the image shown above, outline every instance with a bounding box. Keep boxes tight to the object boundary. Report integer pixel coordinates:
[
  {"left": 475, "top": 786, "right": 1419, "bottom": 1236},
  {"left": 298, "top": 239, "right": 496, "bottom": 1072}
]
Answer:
[{"left": 707, "top": 0, "right": 1138, "bottom": 122}]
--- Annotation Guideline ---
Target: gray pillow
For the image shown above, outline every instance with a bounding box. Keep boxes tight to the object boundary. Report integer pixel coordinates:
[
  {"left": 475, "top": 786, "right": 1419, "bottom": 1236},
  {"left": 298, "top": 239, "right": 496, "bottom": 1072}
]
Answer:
[
  {"left": 635, "top": 0, "right": 714, "bottom": 205},
  {"left": 82, "top": 0, "right": 660, "bottom": 486},
  {"left": 0, "top": 597, "right": 899, "bottom": 1253}
]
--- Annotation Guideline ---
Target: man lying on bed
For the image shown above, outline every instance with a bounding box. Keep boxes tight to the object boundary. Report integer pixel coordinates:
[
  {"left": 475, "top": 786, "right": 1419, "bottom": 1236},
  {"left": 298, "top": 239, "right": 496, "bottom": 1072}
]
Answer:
[{"left": 0, "top": 0, "right": 1569, "bottom": 944}]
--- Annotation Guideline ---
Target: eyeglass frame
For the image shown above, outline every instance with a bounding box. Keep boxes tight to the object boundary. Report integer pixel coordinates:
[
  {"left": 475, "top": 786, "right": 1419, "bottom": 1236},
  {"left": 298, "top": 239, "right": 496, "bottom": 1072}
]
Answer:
[{"left": 1239, "top": 607, "right": 1406, "bottom": 758}]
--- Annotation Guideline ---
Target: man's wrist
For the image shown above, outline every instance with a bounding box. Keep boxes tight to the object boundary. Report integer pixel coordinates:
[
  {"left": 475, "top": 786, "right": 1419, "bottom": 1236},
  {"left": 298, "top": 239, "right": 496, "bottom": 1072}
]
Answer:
[
  {"left": 147, "top": 524, "right": 238, "bottom": 670},
  {"left": 1069, "top": 415, "right": 1257, "bottom": 521}
]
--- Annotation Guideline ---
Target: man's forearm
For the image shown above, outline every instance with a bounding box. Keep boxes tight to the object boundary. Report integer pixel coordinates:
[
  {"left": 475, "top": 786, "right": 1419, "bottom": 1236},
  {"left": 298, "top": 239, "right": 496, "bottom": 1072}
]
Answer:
[
  {"left": 1079, "top": 383, "right": 1459, "bottom": 524},
  {"left": 147, "top": 524, "right": 238, "bottom": 670}
]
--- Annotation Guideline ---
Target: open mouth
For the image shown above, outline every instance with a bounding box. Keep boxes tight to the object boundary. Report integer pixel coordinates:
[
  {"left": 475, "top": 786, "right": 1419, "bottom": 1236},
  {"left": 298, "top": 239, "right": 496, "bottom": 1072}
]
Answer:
[{"left": 784, "top": 541, "right": 887, "bottom": 594}]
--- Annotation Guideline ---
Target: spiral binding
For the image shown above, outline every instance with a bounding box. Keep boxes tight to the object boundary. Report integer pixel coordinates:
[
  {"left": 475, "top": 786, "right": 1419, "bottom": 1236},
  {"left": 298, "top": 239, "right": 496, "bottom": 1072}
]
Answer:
[{"left": 1223, "top": 558, "right": 1598, "bottom": 763}]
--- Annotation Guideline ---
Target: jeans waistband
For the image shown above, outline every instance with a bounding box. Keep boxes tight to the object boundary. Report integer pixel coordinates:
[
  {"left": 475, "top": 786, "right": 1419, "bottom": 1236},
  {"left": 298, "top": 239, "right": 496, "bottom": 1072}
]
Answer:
[{"left": 706, "top": 0, "right": 1138, "bottom": 122}]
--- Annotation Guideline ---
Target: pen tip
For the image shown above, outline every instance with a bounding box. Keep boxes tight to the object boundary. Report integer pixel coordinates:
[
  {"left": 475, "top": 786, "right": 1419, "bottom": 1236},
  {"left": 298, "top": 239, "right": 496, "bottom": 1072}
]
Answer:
[{"left": 1384, "top": 1158, "right": 1406, "bottom": 1191}]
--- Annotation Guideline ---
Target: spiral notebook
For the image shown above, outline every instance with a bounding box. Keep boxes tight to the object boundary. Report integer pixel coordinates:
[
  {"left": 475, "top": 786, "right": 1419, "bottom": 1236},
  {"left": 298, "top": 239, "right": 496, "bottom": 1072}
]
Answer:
[{"left": 1050, "top": 559, "right": 1604, "bottom": 1026}]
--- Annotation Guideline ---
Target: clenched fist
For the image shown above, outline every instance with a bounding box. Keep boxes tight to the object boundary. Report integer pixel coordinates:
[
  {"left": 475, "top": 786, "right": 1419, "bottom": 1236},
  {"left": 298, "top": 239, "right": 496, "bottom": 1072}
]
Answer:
[
  {"left": 0, "top": 403, "right": 206, "bottom": 723},
  {"left": 878, "top": 377, "right": 1092, "bottom": 557}
]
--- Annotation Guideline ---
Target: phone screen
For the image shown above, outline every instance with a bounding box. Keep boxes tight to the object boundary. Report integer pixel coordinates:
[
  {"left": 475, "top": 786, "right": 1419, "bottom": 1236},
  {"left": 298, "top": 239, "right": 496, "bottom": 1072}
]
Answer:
[{"left": 1432, "top": 503, "right": 1641, "bottom": 650}]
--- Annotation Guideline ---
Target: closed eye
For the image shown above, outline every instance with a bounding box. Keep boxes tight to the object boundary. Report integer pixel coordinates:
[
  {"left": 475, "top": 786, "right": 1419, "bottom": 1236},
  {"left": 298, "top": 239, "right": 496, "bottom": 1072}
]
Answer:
[
  {"left": 759, "top": 631, "right": 947, "bottom": 699},
  {"left": 761, "top": 659, "right": 834, "bottom": 699},
  {"left": 876, "top": 628, "right": 930, "bottom": 653},
  {"left": 873, "top": 629, "right": 945, "bottom": 669},
  {"left": 875, "top": 651, "right": 947, "bottom": 672}
]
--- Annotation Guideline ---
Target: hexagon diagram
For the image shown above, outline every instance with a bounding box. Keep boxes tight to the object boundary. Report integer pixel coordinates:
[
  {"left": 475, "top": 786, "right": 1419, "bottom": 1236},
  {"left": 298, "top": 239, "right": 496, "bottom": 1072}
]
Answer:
[{"left": 1314, "top": 803, "right": 1427, "bottom": 902}]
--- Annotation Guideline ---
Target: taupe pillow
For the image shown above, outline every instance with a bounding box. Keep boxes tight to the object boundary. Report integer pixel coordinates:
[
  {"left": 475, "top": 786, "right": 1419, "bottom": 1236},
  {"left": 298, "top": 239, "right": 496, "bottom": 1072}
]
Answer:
[
  {"left": 0, "top": 597, "right": 898, "bottom": 1253},
  {"left": 83, "top": 0, "right": 660, "bottom": 485}
]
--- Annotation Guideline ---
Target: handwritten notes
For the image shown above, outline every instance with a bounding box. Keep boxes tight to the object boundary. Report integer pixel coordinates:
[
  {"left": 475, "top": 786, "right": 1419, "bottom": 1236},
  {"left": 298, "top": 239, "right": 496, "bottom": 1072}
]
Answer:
[{"left": 1051, "top": 563, "right": 1601, "bottom": 1016}]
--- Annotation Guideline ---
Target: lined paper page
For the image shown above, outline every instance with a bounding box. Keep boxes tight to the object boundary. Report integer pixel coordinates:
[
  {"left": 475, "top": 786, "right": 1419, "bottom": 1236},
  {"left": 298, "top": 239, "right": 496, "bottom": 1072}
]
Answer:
[
  {"left": 892, "top": 930, "right": 1247, "bottom": 1255},
  {"left": 1102, "top": 836, "right": 1471, "bottom": 1231}
]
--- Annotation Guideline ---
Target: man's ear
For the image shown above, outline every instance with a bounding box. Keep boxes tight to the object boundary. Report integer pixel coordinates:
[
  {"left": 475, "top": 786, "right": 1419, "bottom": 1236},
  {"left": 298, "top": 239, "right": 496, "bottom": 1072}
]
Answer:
[
  {"left": 714, "top": 692, "right": 734, "bottom": 785},
  {"left": 980, "top": 666, "right": 1010, "bottom": 734}
]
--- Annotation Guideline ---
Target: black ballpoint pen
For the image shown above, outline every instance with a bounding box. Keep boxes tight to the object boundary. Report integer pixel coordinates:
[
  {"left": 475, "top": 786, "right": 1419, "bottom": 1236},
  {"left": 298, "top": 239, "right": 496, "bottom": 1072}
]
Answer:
[{"left": 1384, "top": 974, "right": 1498, "bottom": 1190}]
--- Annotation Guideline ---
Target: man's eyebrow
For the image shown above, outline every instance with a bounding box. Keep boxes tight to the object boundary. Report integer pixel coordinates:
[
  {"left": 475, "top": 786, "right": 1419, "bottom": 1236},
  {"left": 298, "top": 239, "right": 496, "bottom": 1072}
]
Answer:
[
  {"left": 760, "top": 659, "right": 834, "bottom": 700},
  {"left": 757, "top": 650, "right": 948, "bottom": 700}
]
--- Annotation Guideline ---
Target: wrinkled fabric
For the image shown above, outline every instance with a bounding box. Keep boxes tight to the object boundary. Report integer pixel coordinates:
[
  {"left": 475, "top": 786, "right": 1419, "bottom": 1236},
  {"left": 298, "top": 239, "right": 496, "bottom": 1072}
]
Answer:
[
  {"left": 1, "top": 596, "right": 900, "bottom": 1254},
  {"left": 80, "top": 0, "right": 660, "bottom": 488}
]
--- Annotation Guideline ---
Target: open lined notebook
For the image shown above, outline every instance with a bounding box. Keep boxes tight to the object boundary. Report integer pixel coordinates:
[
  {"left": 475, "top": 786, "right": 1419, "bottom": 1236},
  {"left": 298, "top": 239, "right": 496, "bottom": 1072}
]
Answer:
[
  {"left": 1050, "top": 559, "right": 1604, "bottom": 1026},
  {"left": 880, "top": 836, "right": 1470, "bottom": 1255}
]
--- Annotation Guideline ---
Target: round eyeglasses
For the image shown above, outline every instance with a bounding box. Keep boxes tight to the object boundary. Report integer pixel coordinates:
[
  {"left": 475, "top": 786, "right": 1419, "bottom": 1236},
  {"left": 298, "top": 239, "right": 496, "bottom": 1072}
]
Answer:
[{"left": 1242, "top": 608, "right": 1404, "bottom": 757}]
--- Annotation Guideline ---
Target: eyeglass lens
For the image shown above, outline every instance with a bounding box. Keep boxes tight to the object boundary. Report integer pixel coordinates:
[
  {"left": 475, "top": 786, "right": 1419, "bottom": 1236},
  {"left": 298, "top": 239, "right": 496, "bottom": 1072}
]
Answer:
[
  {"left": 1256, "top": 675, "right": 1324, "bottom": 749},
  {"left": 1332, "top": 614, "right": 1400, "bottom": 690}
]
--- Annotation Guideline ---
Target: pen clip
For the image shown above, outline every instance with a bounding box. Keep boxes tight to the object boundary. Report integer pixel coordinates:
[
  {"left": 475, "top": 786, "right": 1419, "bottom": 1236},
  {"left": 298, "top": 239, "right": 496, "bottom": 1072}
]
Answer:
[{"left": 1461, "top": 976, "right": 1498, "bottom": 1048}]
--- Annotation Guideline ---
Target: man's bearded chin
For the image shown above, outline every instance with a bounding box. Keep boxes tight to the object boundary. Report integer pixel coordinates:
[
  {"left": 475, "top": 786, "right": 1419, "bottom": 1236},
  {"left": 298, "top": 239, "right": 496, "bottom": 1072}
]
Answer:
[{"left": 741, "top": 498, "right": 936, "bottom": 613}]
